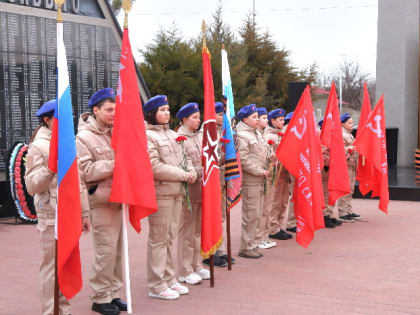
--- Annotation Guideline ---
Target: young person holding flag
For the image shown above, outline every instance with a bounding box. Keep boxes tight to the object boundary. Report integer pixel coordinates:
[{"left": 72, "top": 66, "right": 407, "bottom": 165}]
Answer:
[
  {"left": 25, "top": 100, "right": 90, "bottom": 315},
  {"left": 144, "top": 95, "right": 196, "bottom": 300},
  {"left": 265, "top": 109, "right": 293, "bottom": 240},
  {"left": 236, "top": 104, "right": 271, "bottom": 259},
  {"left": 256, "top": 107, "right": 277, "bottom": 250},
  {"left": 337, "top": 113, "right": 361, "bottom": 222},
  {"left": 76, "top": 89, "right": 127, "bottom": 315},
  {"left": 176, "top": 103, "right": 211, "bottom": 285}
]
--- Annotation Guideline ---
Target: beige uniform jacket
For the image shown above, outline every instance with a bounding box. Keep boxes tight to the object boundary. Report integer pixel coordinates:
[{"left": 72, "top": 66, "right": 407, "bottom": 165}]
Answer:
[
  {"left": 236, "top": 121, "right": 269, "bottom": 185},
  {"left": 25, "top": 126, "right": 89, "bottom": 227},
  {"left": 76, "top": 113, "right": 119, "bottom": 209},
  {"left": 342, "top": 127, "right": 358, "bottom": 169},
  {"left": 146, "top": 122, "right": 196, "bottom": 197},
  {"left": 177, "top": 125, "right": 202, "bottom": 202}
]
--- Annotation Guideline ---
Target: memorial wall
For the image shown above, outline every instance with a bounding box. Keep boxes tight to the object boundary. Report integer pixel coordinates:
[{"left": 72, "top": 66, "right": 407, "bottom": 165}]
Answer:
[{"left": 0, "top": 0, "right": 135, "bottom": 170}]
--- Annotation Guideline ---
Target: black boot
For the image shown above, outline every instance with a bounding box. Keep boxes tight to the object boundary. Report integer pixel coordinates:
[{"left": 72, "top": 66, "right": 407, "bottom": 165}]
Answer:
[
  {"left": 324, "top": 216, "right": 336, "bottom": 228},
  {"left": 112, "top": 298, "right": 127, "bottom": 311},
  {"left": 92, "top": 302, "right": 120, "bottom": 315}
]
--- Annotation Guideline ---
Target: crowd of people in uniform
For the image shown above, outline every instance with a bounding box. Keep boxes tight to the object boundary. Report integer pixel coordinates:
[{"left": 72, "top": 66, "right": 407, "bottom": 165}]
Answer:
[{"left": 24, "top": 87, "right": 360, "bottom": 315}]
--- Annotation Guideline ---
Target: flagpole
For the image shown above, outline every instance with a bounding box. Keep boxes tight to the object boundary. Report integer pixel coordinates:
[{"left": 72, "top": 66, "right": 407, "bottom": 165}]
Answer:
[
  {"left": 202, "top": 19, "right": 216, "bottom": 286},
  {"left": 225, "top": 184, "right": 232, "bottom": 270},
  {"left": 54, "top": 240, "right": 59, "bottom": 315},
  {"left": 121, "top": 204, "right": 132, "bottom": 313},
  {"left": 53, "top": 1, "right": 64, "bottom": 314},
  {"left": 121, "top": 1, "right": 133, "bottom": 313}
]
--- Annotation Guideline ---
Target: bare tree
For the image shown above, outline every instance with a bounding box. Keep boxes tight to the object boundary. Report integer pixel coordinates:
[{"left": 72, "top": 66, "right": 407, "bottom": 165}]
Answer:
[{"left": 318, "top": 59, "right": 376, "bottom": 110}]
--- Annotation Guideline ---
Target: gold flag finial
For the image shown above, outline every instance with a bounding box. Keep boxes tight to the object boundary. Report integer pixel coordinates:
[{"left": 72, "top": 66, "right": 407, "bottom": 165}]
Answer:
[
  {"left": 54, "top": 0, "right": 65, "bottom": 23},
  {"left": 123, "top": 0, "right": 132, "bottom": 29},
  {"left": 202, "top": 20, "right": 207, "bottom": 47}
]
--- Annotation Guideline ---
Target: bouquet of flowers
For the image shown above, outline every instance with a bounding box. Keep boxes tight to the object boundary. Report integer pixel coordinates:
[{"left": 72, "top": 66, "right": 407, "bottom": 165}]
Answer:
[
  {"left": 175, "top": 136, "right": 192, "bottom": 213},
  {"left": 264, "top": 139, "right": 275, "bottom": 194}
]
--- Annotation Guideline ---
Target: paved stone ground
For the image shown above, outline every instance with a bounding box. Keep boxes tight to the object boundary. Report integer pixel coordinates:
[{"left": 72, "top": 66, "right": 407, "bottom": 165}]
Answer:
[{"left": 1, "top": 199, "right": 420, "bottom": 315}]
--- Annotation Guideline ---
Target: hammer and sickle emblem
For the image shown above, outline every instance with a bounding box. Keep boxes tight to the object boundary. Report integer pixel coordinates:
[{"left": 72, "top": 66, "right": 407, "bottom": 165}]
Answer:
[
  {"left": 290, "top": 116, "right": 307, "bottom": 140},
  {"left": 366, "top": 115, "right": 382, "bottom": 138}
]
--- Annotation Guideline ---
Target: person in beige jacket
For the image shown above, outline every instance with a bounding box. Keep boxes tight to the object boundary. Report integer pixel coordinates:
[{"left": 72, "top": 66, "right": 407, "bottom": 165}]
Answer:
[
  {"left": 236, "top": 104, "right": 270, "bottom": 259},
  {"left": 264, "top": 109, "right": 293, "bottom": 241},
  {"left": 144, "top": 95, "right": 197, "bottom": 300},
  {"left": 25, "top": 99, "right": 90, "bottom": 315},
  {"left": 318, "top": 120, "right": 343, "bottom": 228},
  {"left": 255, "top": 107, "right": 277, "bottom": 250},
  {"left": 76, "top": 88, "right": 126, "bottom": 315},
  {"left": 337, "top": 113, "right": 360, "bottom": 222},
  {"left": 175, "top": 103, "right": 210, "bottom": 285}
]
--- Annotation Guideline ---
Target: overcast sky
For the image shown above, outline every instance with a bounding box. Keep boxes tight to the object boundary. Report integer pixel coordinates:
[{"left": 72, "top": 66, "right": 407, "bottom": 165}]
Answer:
[{"left": 118, "top": 0, "right": 378, "bottom": 78}]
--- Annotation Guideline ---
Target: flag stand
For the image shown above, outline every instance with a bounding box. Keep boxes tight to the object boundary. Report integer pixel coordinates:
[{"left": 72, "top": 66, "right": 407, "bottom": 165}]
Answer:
[
  {"left": 54, "top": 240, "right": 59, "bottom": 315},
  {"left": 209, "top": 255, "right": 215, "bottom": 287},
  {"left": 225, "top": 184, "right": 232, "bottom": 270},
  {"left": 121, "top": 204, "right": 133, "bottom": 313}
]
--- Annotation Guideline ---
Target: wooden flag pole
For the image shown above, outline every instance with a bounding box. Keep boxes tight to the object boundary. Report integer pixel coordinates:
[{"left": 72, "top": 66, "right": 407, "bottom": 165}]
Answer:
[
  {"left": 54, "top": 240, "right": 59, "bottom": 315},
  {"left": 225, "top": 183, "right": 232, "bottom": 270},
  {"left": 209, "top": 255, "right": 215, "bottom": 287}
]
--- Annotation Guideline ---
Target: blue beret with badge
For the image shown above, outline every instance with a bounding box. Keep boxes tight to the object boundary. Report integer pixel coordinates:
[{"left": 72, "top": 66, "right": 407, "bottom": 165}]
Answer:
[
  {"left": 176, "top": 102, "right": 200, "bottom": 120},
  {"left": 268, "top": 109, "right": 286, "bottom": 121},
  {"left": 144, "top": 95, "right": 168, "bottom": 113},
  {"left": 88, "top": 88, "right": 115, "bottom": 108},
  {"left": 237, "top": 104, "right": 257, "bottom": 120},
  {"left": 215, "top": 102, "right": 224, "bottom": 113},
  {"left": 284, "top": 111, "right": 294, "bottom": 123},
  {"left": 340, "top": 112, "right": 352, "bottom": 123},
  {"left": 257, "top": 107, "right": 267, "bottom": 116},
  {"left": 318, "top": 119, "right": 324, "bottom": 128},
  {"left": 36, "top": 99, "right": 57, "bottom": 117}
]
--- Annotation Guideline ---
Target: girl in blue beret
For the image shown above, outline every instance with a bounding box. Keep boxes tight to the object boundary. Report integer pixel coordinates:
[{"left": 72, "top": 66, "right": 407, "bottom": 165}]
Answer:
[
  {"left": 175, "top": 103, "right": 212, "bottom": 285},
  {"left": 236, "top": 104, "right": 271, "bottom": 259},
  {"left": 337, "top": 113, "right": 361, "bottom": 222},
  {"left": 143, "top": 95, "right": 197, "bottom": 300}
]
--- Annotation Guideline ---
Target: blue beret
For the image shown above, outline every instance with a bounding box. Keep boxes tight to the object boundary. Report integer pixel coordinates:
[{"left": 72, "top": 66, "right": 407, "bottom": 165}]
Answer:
[
  {"left": 237, "top": 104, "right": 257, "bottom": 120},
  {"left": 176, "top": 103, "right": 200, "bottom": 120},
  {"left": 318, "top": 119, "right": 324, "bottom": 128},
  {"left": 144, "top": 95, "right": 168, "bottom": 113},
  {"left": 215, "top": 102, "right": 224, "bottom": 113},
  {"left": 88, "top": 88, "right": 115, "bottom": 108},
  {"left": 36, "top": 99, "right": 57, "bottom": 117},
  {"left": 257, "top": 107, "right": 267, "bottom": 116},
  {"left": 268, "top": 109, "right": 286, "bottom": 121},
  {"left": 340, "top": 112, "right": 352, "bottom": 123},
  {"left": 284, "top": 111, "right": 294, "bottom": 122}
]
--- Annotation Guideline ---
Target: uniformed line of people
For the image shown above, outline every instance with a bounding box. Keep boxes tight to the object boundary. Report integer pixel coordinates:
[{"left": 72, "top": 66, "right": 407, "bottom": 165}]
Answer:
[{"left": 25, "top": 88, "right": 360, "bottom": 315}]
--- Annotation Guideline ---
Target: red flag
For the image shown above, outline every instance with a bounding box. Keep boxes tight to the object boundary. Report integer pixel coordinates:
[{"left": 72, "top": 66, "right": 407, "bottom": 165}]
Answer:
[
  {"left": 354, "top": 96, "right": 389, "bottom": 213},
  {"left": 201, "top": 46, "right": 223, "bottom": 258},
  {"left": 109, "top": 29, "right": 157, "bottom": 232},
  {"left": 276, "top": 86, "right": 325, "bottom": 248},
  {"left": 320, "top": 82, "right": 351, "bottom": 205},
  {"left": 355, "top": 83, "right": 375, "bottom": 195}
]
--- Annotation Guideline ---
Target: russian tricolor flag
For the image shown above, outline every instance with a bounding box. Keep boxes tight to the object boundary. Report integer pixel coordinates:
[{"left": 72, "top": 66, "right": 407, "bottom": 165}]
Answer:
[{"left": 48, "top": 19, "right": 83, "bottom": 300}]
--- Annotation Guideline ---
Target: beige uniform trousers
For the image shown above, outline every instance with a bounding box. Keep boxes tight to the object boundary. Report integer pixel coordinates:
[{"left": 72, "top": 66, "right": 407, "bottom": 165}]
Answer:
[
  {"left": 89, "top": 206, "right": 123, "bottom": 304},
  {"left": 148, "top": 197, "right": 182, "bottom": 294},
  {"left": 338, "top": 166, "right": 356, "bottom": 217},
  {"left": 321, "top": 169, "right": 336, "bottom": 218},
  {"left": 269, "top": 169, "right": 290, "bottom": 234},
  {"left": 240, "top": 183, "right": 264, "bottom": 251},
  {"left": 177, "top": 200, "right": 202, "bottom": 277},
  {"left": 286, "top": 176, "right": 296, "bottom": 228},
  {"left": 39, "top": 225, "right": 71, "bottom": 315},
  {"left": 216, "top": 181, "right": 227, "bottom": 256},
  {"left": 256, "top": 182, "right": 274, "bottom": 242}
]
